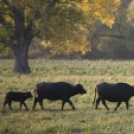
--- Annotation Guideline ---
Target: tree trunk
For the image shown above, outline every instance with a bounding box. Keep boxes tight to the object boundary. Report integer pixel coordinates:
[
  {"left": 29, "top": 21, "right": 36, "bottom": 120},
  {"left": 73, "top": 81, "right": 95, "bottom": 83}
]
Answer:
[
  {"left": 11, "top": 8, "right": 33, "bottom": 74},
  {"left": 12, "top": 38, "right": 31, "bottom": 74}
]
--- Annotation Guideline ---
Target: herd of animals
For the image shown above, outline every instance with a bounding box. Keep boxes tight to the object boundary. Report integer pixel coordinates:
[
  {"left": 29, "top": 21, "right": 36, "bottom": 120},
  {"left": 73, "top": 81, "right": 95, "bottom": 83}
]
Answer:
[{"left": 2, "top": 81, "right": 134, "bottom": 111}]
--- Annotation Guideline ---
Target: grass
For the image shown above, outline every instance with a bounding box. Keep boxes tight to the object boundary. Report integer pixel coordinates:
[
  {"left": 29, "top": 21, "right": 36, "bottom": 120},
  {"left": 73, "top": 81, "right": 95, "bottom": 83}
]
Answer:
[{"left": 1, "top": 59, "right": 134, "bottom": 133}]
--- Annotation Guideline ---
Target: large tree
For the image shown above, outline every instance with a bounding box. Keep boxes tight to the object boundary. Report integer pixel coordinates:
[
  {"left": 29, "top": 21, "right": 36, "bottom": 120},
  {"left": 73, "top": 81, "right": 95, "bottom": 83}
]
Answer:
[
  {"left": 91, "top": 0, "right": 133, "bottom": 59},
  {"left": 0, "top": 0, "right": 120, "bottom": 74}
]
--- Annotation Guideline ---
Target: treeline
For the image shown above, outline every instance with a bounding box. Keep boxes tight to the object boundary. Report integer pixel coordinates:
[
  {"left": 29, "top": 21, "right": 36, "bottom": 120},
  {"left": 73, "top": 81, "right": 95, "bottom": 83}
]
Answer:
[
  {"left": 1, "top": 0, "right": 134, "bottom": 60},
  {"left": 88, "top": 0, "right": 134, "bottom": 60},
  {"left": 28, "top": 0, "right": 134, "bottom": 60}
]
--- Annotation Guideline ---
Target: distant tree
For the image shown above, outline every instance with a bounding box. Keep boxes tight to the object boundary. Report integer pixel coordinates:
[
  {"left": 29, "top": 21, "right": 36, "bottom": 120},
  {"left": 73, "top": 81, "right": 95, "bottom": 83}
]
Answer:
[
  {"left": 127, "top": 0, "right": 134, "bottom": 26},
  {"left": 0, "top": 0, "right": 120, "bottom": 74},
  {"left": 89, "top": 0, "right": 134, "bottom": 59}
]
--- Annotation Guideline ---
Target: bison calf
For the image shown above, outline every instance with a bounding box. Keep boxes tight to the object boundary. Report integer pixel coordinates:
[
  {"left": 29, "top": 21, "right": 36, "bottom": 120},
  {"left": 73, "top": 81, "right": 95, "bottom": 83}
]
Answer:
[
  {"left": 32, "top": 82, "right": 87, "bottom": 110},
  {"left": 3, "top": 91, "right": 33, "bottom": 110},
  {"left": 93, "top": 82, "right": 134, "bottom": 110}
]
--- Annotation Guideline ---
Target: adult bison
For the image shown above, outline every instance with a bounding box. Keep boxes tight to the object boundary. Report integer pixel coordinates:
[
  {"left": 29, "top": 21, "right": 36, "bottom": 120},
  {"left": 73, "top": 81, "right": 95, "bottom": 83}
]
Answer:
[
  {"left": 32, "top": 82, "right": 87, "bottom": 110},
  {"left": 3, "top": 91, "right": 33, "bottom": 110},
  {"left": 93, "top": 82, "right": 134, "bottom": 110}
]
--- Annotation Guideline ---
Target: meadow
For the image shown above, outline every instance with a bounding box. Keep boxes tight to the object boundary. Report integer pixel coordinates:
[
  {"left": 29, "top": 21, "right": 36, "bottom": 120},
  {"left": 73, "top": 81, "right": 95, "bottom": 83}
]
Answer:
[{"left": 1, "top": 59, "right": 134, "bottom": 134}]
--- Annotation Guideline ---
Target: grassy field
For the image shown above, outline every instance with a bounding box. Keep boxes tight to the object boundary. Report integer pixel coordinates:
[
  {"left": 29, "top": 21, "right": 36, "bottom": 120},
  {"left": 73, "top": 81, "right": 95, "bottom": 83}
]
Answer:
[{"left": 1, "top": 59, "right": 134, "bottom": 134}]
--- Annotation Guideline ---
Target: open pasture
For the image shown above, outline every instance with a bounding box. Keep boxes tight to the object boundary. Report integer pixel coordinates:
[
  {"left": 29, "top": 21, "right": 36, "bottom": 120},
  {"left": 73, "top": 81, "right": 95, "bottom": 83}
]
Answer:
[{"left": 1, "top": 59, "right": 134, "bottom": 134}]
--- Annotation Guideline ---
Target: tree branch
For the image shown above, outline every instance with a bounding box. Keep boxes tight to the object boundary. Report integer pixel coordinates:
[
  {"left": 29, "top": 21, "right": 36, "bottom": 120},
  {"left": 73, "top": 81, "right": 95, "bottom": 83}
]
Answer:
[
  {"left": 44, "top": 0, "right": 59, "bottom": 19},
  {"left": 100, "top": 33, "right": 126, "bottom": 39}
]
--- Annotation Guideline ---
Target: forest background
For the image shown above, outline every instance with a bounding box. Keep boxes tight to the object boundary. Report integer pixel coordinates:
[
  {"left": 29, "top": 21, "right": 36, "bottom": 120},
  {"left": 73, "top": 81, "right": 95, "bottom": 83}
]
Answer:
[{"left": 1, "top": 0, "right": 134, "bottom": 60}]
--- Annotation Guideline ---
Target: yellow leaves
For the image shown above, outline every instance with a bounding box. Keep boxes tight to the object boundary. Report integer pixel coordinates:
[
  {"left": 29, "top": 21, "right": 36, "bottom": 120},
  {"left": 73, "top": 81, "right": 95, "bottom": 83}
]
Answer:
[
  {"left": 94, "top": 11, "right": 115, "bottom": 28},
  {"left": 5, "top": 16, "right": 13, "bottom": 23},
  {"left": 41, "top": 0, "right": 121, "bottom": 55},
  {"left": 72, "top": 36, "right": 91, "bottom": 54},
  {"left": 3, "top": 0, "right": 121, "bottom": 56},
  {"left": 101, "top": 15, "right": 115, "bottom": 28},
  {"left": 40, "top": 0, "right": 121, "bottom": 56},
  {"left": 113, "top": 0, "right": 121, "bottom": 7},
  {"left": 75, "top": 0, "right": 120, "bottom": 28},
  {"left": 93, "top": 0, "right": 120, "bottom": 28},
  {"left": 41, "top": 35, "right": 91, "bottom": 55},
  {"left": 82, "top": 0, "right": 88, "bottom": 2},
  {"left": 8, "top": 0, "right": 41, "bottom": 8}
]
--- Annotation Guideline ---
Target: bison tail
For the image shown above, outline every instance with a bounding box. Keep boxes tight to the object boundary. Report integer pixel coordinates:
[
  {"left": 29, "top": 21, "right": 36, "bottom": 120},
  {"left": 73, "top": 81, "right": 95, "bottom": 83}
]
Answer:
[{"left": 92, "top": 87, "right": 97, "bottom": 105}]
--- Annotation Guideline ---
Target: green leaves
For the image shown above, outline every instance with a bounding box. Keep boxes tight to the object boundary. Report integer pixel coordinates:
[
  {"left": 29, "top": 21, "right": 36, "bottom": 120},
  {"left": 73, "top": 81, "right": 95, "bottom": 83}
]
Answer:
[{"left": 0, "top": 0, "right": 120, "bottom": 55}]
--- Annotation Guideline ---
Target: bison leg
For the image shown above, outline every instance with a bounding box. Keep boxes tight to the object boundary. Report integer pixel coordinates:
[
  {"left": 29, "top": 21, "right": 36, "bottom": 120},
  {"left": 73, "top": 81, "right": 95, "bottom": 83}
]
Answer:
[
  {"left": 67, "top": 100, "right": 75, "bottom": 110},
  {"left": 32, "top": 97, "right": 39, "bottom": 110},
  {"left": 3, "top": 100, "right": 8, "bottom": 110},
  {"left": 23, "top": 102, "right": 29, "bottom": 110},
  {"left": 61, "top": 101, "right": 65, "bottom": 110},
  {"left": 8, "top": 101, "right": 13, "bottom": 110},
  {"left": 114, "top": 101, "right": 122, "bottom": 110},
  {"left": 95, "top": 97, "right": 101, "bottom": 109},
  {"left": 19, "top": 102, "right": 22, "bottom": 110},
  {"left": 20, "top": 102, "right": 29, "bottom": 110},
  {"left": 61, "top": 100, "right": 75, "bottom": 110},
  {"left": 39, "top": 99, "right": 44, "bottom": 110},
  {"left": 102, "top": 99, "right": 109, "bottom": 110},
  {"left": 125, "top": 101, "right": 129, "bottom": 110}
]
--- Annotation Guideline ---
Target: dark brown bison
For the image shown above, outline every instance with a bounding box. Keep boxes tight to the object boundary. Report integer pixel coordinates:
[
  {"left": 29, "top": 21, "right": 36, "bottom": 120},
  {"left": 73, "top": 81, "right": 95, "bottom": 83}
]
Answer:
[
  {"left": 93, "top": 82, "right": 134, "bottom": 110},
  {"left": 32, "top": 82, "right": 87, "bottom": 110},
  {"left": 3, "top": 91, "right": 33, "bottom": 110}
]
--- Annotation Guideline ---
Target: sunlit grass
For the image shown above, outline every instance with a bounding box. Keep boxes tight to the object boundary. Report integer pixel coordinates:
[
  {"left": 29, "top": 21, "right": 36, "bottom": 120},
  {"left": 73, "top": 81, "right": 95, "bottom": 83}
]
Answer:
[{"left": 1, "top": 59, "right": 134, "bottom": 133}]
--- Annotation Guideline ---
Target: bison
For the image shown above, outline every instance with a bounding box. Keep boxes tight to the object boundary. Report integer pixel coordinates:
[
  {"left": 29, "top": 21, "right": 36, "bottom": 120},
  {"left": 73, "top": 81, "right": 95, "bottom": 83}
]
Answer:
[
  {"left": 3, "top": 91, "right": 33, "bottom": 110},
  {"left": 93, "top": 82, "right": 134, "bottom": 110},
  {"left": 32, "top": 82, "right": 87, "bottom": 110}
]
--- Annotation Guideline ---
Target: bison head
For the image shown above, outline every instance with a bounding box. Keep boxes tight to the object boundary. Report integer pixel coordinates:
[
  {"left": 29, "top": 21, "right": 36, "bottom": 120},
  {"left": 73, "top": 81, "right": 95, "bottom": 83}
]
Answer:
[
  {"left": 76, "top": 84, "right": 87, "bottom": 94},
  {"left": 25, "top": 91, "right": 33, "bottom": 98}
]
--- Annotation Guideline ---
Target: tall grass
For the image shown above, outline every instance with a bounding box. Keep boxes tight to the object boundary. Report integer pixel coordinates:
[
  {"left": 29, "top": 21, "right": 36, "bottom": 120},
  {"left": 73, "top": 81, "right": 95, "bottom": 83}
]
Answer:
[{"left": 1, "top": 59, "right": 134, "bottom": 134}]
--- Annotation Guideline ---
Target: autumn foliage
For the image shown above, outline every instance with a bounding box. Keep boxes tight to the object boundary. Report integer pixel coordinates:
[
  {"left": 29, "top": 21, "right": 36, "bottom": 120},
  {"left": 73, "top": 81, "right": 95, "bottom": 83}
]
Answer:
[
  {"left": 41, "top": 0, "right": 120, "bottom": 55},
  {"left": 0, "top": 0, "right": 120, "bottom": 73}
]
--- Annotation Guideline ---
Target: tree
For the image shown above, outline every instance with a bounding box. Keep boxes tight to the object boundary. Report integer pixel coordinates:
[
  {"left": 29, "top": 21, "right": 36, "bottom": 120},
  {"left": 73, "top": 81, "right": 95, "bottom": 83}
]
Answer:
[
  {"left": 87, "top": 0, "right": 133, "bottom": 59},
  {"left": 127, "top": 0, "right": 134, "bottom": 25},
  {"left": 0, "top": 0, "right": 120, "bottom": 74}
]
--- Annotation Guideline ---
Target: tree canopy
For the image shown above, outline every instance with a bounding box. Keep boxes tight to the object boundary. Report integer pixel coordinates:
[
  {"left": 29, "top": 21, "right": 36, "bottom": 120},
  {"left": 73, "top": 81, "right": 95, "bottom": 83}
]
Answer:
[
  {"left": 41, "top": 0, "right": 121, "bottom": 55},
  {"left": 0, "top": 0, "right": 120, "bottom": 53},
  {"left": 0, "top": 0, "right": 120, "bottom": 73}
]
